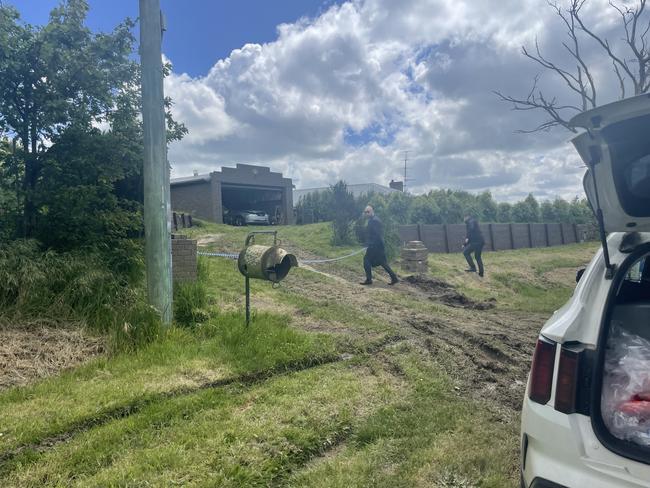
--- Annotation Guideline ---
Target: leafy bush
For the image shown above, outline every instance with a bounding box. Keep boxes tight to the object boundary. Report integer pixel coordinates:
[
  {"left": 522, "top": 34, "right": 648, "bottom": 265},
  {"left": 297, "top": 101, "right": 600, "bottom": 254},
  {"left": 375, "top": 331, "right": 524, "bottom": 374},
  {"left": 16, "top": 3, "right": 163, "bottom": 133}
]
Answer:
[{"left": 330, "top": 181, "right": 358, "bottom": 246}]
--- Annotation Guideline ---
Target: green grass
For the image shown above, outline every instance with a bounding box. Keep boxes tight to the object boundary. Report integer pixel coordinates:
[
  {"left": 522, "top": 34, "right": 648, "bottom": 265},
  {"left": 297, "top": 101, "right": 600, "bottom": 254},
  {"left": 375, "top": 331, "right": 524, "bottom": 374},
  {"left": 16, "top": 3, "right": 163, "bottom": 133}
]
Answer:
[
  {"left": 0, "top": 312, "right": 336, "bottom": 458},
  {"left": 289, "top": 348, "right": 517, "bottom": 488},
  {"left": 424, "top": 242, "right": 598, "bottom": 314},
  {"left": 3, "top": 361, "right": 393, "bottom": 487},
  {"left": 0, "top": 223, "right": 599, "bottom": 487},
  {"left": 3, "top": 349, "right": 518, "bottom": 488},
  {"left": 185, "top": 221, "right": 361, "bottom": 259}
]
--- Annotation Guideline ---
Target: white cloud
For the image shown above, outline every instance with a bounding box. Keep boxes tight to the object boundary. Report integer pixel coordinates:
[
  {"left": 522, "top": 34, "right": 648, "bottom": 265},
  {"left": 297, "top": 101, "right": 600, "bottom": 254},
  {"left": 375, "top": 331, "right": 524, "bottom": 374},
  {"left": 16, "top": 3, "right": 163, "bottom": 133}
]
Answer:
[{"left": 165, "top": 0, "right": 631, "bottom": 200}]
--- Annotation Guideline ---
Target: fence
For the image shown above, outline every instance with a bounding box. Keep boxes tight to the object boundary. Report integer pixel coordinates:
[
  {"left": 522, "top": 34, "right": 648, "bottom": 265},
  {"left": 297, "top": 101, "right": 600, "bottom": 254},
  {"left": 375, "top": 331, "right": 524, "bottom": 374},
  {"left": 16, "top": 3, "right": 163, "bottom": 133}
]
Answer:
[
  {"left": 397, "top": 223, "right": 597, "bottom": 253},
  {"left": 172, "top": 212, "right": 193, "bottom": 231}
]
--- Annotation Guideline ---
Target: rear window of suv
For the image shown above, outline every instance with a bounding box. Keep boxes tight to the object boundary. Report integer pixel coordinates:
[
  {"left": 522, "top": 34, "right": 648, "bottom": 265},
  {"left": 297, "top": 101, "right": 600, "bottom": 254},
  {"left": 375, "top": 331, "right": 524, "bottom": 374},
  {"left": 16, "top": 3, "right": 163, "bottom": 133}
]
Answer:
[{"left": 602, "top": 113, "right": 650, "bottom": 218}]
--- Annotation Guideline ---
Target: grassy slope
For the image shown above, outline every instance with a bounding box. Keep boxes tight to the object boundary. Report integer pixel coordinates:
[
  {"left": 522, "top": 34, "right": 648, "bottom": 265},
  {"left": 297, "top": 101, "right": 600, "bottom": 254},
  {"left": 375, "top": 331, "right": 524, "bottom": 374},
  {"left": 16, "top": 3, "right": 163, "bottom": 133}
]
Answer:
[{"left": 0, "top": 222, "right": 599, "bottom": 487}]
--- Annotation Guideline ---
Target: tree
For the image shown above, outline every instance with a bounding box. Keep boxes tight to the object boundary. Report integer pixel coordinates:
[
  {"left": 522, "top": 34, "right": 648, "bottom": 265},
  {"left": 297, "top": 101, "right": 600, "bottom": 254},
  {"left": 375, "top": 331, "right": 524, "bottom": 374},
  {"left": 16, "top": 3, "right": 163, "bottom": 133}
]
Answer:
[
  {"left": 496, "top": 202, "right": 512, "bottom": 222},
  {"left": 386, "top": 191, "right": 412, "bottom": 225},
  {"left": 541, "top": 200, "right": 556, "bottom": 222},
  {"left": 409, "top": 195, "right": 442, "bottom": 224},
  {"left": 552, "top": 197, "right": 572, "bottom": 222},
  {"left": 496, "top": 0, "right": 650, "bottom": 132},
  {"left": 569, "top": 196, "right": 595, "bottom": 223},
  {"left": 476, "top": 191, "right": 498, "bottom": 222},
  {"left": 330, "top": 181, "right": 357, "bottom": 245},
  {"left": 429, "top": 189, "right": 464, "bottom": 223},
  {"left": 0, "top": 1, "right": 134, "bottom": 236},
  {"left": 0, "top": 1, "right": 186, "bottom": 243},
  {"left": 511, "top": 193, "right": 541, "bottom": 222}
]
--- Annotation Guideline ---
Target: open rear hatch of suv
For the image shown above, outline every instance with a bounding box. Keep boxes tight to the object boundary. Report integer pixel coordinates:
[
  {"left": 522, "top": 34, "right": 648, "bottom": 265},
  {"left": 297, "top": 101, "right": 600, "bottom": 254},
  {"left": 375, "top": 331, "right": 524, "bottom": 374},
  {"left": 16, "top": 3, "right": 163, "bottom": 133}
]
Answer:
[
  {"left": 571, "top": 93, "right": 650, "bottom": 233},
  {"left": 570, "top": 96, "right": 650, "bottom": 466}
]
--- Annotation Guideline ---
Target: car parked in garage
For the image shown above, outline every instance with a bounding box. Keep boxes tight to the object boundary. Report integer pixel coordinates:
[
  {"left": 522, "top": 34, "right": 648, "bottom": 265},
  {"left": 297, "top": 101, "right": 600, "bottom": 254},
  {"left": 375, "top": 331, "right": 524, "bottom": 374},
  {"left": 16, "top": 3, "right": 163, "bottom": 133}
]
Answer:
[
  {"left": 223, "top": 208, "right": 270, "bottom": 226},
  {"left": 520, "top": 94, "right": 650, "bottom": 488}
]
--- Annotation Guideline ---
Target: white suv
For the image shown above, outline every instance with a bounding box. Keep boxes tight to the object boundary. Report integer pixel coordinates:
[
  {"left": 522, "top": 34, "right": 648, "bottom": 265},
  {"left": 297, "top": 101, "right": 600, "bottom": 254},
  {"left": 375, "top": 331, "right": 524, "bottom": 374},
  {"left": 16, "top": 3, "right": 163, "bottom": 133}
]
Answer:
[{"left": 520, "top": 94, "right": 650, "bottom": 488}]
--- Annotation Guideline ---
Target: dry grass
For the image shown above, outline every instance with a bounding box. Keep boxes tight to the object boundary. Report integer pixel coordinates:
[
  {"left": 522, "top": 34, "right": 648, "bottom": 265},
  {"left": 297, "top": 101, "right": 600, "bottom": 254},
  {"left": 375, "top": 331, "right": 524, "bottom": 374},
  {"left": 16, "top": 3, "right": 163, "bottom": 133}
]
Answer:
[{"left": 0, "top": 325, "right": 105, "bottom": 390}]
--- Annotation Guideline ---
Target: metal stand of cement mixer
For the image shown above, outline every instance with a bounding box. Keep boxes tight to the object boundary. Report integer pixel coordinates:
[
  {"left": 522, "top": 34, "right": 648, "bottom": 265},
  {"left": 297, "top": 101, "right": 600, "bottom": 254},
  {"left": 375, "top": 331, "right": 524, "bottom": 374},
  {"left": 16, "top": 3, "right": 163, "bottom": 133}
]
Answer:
[{"left": 244, "top": 231, "right": 277, "bottom": 326}]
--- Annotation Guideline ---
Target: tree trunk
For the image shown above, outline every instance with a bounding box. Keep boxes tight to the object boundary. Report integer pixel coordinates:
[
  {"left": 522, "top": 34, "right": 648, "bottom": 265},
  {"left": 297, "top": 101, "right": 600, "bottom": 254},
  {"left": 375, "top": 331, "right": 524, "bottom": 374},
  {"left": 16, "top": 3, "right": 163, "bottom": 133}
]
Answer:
[{"left": 21, "top": 123, "right": 38, "bottom": 238}]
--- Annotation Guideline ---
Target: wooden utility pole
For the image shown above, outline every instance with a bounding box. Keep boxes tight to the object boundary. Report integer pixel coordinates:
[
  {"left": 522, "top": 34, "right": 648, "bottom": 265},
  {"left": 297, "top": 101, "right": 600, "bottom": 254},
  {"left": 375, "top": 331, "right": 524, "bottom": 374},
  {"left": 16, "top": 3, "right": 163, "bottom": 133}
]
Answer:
[{"left": 139, "top": 0, "right": 172, "bottom": 325}]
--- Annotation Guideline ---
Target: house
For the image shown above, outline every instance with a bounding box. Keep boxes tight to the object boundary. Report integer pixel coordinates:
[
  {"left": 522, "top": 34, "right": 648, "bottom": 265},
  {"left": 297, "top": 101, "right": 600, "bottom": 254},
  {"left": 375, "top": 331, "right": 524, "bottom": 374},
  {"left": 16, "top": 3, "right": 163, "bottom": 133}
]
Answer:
[{"left": 170, "top": 164, "right": 294, "bottom": 225}]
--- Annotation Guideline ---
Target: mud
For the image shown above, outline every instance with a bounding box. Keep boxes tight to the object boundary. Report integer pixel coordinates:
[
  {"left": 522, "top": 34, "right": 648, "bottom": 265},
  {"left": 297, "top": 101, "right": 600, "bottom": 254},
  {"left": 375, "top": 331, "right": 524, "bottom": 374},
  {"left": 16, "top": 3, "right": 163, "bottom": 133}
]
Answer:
[
  {"left": 403, "top": 275, "right": 496, "bottom": 310},
  {"left": 283, "top": 258, "right": 543, "bottom": 415}
]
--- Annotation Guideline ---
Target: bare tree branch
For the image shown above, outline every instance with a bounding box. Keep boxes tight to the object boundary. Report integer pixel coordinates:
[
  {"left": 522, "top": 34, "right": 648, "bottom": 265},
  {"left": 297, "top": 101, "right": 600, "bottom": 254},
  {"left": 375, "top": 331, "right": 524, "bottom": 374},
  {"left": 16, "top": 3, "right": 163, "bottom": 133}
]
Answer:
[
  {"left": 497, "top": 0, "right": 650, "bottom": 133},
  {"left": 613, "top": 60, "right": 627, "bottom": 98},
  {"left": 494, "top": 76, "right": 580, "bottom": 133},
  {"left": 576, "top": 1, "right": 643, "bottom": 93}
]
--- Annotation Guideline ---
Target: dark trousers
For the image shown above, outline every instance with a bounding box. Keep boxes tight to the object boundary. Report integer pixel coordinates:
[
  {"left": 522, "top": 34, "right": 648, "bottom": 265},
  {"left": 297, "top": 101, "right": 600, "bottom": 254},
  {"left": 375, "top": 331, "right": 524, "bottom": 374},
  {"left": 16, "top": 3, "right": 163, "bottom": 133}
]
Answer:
[
  {"left": 463, "top": 242, "right": 484, "bottom": 275},
  {"left": 364, "top": 254, "right": 397, "bottom": 282}
]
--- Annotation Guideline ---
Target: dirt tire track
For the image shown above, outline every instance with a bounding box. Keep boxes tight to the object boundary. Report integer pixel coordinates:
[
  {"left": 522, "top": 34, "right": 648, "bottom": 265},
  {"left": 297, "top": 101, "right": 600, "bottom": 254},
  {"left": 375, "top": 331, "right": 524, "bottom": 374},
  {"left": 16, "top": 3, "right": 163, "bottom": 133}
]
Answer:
[
  {"left": 284, "top": 259, "right": 543, "bottom": 413},
  {"left": 0, "top": 334, "right": 406, "bottom": 477}
]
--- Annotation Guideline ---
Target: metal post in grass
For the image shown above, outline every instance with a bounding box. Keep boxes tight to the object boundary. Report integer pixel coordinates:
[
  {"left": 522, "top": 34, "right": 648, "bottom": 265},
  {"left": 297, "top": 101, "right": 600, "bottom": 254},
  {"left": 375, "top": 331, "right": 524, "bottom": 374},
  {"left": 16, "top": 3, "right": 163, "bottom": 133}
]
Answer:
[{"left": 140, "top": 0, "right": 172, "bottom": 325}]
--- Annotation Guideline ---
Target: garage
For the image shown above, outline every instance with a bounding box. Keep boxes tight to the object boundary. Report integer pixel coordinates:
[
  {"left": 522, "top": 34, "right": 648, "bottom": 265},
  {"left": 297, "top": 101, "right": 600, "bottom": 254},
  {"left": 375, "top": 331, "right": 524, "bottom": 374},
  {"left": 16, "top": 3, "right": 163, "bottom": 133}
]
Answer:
[
  {"left": 170, "top": 163, "right": 294, "bottom": 225},
  {"left": 221, "top": 184, "right": 285, "bottom": 225}
]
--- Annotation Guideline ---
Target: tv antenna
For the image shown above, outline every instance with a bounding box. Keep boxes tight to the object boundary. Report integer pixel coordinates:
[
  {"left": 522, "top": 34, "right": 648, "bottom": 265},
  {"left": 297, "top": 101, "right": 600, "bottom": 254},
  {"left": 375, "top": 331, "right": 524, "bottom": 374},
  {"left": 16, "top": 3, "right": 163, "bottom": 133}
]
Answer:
[{"left": 401, "top": 150, "right": 414, "bottom": 193}]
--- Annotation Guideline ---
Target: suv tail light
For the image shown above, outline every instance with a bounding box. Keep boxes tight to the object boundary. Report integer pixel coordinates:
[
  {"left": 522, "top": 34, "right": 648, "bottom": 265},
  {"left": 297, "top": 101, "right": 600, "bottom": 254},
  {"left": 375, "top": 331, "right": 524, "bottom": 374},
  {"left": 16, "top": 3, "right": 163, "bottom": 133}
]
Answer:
[
  {"left": 555, "top": 347, "right": 580, "bottom": 414},
  {"left": 529, "top": 338, "right": 557, "bottom": 404}
]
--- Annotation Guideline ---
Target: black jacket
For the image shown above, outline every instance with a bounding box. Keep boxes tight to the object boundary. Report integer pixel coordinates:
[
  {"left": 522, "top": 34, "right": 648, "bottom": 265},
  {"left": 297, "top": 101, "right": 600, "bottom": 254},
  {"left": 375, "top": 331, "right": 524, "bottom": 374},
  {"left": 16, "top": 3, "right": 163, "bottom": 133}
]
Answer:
[
  {"left": 465, "top": 217, "right": 485, "bottom": 245},
  {"left": 365, "top": 215, "right": 387, "bottom": 265}
]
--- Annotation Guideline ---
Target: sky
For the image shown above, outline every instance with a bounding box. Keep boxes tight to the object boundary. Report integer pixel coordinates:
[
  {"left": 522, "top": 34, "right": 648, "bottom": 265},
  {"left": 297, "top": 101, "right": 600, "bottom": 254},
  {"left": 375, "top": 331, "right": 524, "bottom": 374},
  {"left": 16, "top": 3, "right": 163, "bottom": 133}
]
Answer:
[{"left": 5, "top": 0, "right": 636, "bottom": 200}]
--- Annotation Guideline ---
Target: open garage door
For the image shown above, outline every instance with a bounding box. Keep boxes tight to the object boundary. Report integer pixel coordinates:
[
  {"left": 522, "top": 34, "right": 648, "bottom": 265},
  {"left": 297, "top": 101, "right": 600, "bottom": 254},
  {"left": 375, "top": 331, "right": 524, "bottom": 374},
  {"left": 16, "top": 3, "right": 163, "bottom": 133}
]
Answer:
[{"left": 221, "top": 184, "right": 285, "bottom": 225}]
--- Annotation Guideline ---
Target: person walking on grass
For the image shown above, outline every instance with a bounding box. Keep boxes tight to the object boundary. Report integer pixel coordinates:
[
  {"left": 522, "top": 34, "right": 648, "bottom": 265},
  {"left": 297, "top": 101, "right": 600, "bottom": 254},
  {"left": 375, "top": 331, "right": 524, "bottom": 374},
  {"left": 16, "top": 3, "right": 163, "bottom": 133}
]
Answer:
[
  {"left": 463, "top": 214, "right": 485, "bottom": 277},
  {"left": 360, "top": 205, "right": 399, "bottom": 286}
]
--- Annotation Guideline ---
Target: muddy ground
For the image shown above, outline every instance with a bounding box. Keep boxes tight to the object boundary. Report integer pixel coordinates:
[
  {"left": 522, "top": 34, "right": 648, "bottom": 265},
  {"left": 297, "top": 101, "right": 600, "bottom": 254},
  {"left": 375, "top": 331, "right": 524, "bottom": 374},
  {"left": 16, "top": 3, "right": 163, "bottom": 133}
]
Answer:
[{"left": 278, "top": 248, "right": 544, "bottom": 416}]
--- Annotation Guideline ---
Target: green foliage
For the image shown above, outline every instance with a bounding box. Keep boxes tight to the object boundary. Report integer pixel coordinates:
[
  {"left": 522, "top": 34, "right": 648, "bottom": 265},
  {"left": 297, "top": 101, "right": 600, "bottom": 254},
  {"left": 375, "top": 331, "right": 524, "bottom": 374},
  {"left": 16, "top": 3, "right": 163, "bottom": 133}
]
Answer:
[
  {"left": 295, "top": 191, "right": 334, "bottom": 224},
  {"left": 330, "top": 181, "right": 358, "bottom": 246},
  {"left": 409, "top": 194, "right": 442, "bottom": 224},
  {"left": 173, "top": 258, "right": 211, "bottom": 326},
  {"left": 0, "top": 0, "right": 186, "bottom": 266},
  {"left": 511, "top": 193, "right": 541, "bottom": 222},
  {"left": 386, "top": 191, "right": 411, "bottom": 224},
  {"left": 0, "top": 239, "right": 159, "bottom": 349},
  {"left": 0, "top": 1, "right": 190, "bottom": 347},
  {"left": 296, "top": 187, "right": 594, "bottom": 228},
  {"left": 496, "top": 201, "right": 512, "bottom": 222}
]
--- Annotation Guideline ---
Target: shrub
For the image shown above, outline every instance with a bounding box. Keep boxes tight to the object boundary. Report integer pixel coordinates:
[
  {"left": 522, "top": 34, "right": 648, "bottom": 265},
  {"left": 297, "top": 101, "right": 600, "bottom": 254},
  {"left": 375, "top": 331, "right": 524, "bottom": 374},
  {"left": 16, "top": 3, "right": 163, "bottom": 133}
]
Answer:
[{"left": 330, "top": 181, "right": 357, "bottom": 246}]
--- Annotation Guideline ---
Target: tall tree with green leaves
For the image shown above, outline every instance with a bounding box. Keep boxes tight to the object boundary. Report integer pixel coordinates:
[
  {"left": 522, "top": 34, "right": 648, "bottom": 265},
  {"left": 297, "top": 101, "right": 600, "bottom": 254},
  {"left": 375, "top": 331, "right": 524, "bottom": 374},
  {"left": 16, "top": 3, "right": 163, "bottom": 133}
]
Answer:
[
  {"left": 0, "top": 1, "right": 134, "bottom": 236},
  {"left": 0, "top": 0, "right": 186, "bottom": 253}
]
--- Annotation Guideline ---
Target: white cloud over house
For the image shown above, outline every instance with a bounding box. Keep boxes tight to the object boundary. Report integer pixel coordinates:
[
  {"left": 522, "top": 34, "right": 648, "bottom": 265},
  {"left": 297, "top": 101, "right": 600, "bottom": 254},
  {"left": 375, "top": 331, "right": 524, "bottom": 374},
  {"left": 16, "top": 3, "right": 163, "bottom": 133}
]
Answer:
[{"left": 164, "top": 0, "right": 627, "bottom": 200}]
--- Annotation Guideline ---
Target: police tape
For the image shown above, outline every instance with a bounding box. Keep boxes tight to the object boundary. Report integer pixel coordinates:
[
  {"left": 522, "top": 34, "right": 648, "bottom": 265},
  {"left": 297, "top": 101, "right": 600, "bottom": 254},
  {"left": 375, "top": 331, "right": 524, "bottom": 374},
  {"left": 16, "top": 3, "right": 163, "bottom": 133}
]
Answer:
[
  {"left": 197, "top": 251, "right": 239, "bottom": 259},
  {"left": 300, "top": 247, "right": 367, "bottom": 264},
  {"left": 197, "top": 247, "right": 367, "bottom": 264}
]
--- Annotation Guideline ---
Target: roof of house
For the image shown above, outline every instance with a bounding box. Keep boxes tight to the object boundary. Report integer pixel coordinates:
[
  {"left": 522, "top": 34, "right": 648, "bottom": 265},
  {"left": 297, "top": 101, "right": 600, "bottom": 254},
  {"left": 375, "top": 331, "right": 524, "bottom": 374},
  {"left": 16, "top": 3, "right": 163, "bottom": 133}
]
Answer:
[
  {"left": 293, "top": 182, "right": 399, "bottom": 202},
  {"left": 170, "top": 174, "right": 211, "bottom": 186}
]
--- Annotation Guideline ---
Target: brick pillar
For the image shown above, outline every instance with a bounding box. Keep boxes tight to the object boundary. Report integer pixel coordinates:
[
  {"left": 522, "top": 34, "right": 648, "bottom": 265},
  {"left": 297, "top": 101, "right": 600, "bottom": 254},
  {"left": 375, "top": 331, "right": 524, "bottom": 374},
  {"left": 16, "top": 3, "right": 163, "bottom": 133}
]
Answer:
[
  {"left": 401, "top": 241, "right": 428, "bottom": 274},
  {"left": 171, "top": 235, "right": 198, "bottom": 282}
]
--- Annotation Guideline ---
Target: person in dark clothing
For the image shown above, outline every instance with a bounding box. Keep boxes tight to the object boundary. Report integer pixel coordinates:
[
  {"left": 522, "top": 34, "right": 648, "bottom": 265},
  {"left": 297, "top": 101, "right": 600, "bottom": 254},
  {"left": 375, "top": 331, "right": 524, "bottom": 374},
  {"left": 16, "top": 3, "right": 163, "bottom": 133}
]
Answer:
[
  {"left": 463, "top": 215, "right": 485, "bottom": 277},
  {"left": 360, "top": 205, "right": 399, "bottom": 286}
]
